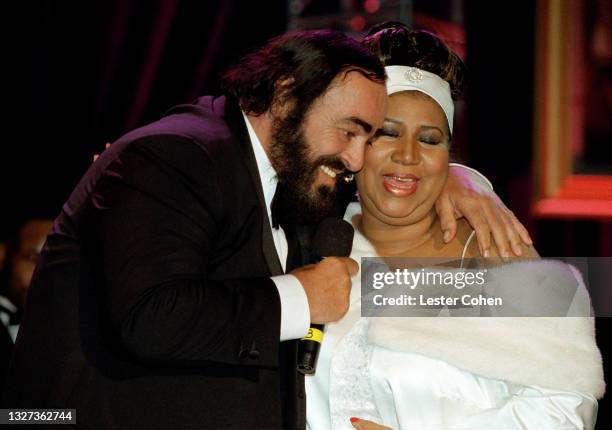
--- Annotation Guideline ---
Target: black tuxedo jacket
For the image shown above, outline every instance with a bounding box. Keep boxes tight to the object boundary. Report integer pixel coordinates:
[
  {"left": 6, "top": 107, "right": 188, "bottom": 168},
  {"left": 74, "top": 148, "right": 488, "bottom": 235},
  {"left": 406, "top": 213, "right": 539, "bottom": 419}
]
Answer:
[{"left": 4, "top": 96, "right": 309, "bottom": 429}]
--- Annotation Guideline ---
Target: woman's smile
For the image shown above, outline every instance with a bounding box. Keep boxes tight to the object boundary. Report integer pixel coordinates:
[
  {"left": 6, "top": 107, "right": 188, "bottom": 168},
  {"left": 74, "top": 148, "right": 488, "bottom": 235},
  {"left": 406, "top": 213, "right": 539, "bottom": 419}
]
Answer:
[{"left": 382, "top": 172, "right": 420, "bottom": 196}]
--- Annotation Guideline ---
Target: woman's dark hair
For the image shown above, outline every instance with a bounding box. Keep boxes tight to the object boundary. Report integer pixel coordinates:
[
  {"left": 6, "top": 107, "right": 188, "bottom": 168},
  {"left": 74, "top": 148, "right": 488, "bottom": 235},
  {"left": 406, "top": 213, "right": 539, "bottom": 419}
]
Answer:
[
  {"left": 363, "top": 22, "right": 466, "bottom": 99},
  {"left": 222, "top": 29, "right": 386, "bottom": 115}
]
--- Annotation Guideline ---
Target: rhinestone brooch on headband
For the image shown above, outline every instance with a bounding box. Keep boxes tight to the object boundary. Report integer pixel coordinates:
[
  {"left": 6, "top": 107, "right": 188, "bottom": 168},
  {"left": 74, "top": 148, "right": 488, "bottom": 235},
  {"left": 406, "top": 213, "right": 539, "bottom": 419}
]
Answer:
[{"left": 404, "top": 67, "right": 424, "bottom": 83}]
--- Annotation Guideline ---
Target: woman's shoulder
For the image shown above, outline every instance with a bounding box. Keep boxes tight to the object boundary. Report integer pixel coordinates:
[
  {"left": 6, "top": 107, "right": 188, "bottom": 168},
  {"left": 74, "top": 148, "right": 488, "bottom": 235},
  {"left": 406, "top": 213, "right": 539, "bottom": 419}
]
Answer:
[
  {"left": 455, "top": 218, "right": 540, "bottom": 263},
  {"left": 426, "top": 218, "right": 477, "bottom": 261}
]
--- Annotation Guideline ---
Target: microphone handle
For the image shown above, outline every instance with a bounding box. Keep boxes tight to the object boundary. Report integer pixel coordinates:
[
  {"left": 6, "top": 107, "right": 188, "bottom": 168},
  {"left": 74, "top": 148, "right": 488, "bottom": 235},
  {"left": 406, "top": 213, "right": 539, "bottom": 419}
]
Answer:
[{"left": 297, "top": 323, "right": 324, "bottom": 375}]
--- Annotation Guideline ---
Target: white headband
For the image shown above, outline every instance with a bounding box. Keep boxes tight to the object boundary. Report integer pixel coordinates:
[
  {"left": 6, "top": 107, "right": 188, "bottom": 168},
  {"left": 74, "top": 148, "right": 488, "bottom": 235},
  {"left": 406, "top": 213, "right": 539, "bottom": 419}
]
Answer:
[{"left": 385, "top": 65, "right": 454, "bottom": 133}]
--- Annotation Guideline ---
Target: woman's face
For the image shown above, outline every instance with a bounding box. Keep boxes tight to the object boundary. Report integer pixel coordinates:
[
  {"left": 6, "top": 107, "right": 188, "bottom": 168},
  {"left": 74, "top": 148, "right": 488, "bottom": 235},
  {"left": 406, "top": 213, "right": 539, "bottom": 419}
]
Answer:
[{"left": 356, "top": 91, "right": 450, "bottom": 226}]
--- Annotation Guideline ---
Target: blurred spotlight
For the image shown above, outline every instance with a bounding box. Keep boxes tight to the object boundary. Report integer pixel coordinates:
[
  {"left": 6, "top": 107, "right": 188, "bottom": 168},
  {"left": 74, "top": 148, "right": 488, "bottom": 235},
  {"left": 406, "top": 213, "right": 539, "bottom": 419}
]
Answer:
[
  {"left": 350, "top": 15, "right": 367, "bottom": 31},
  {"left": 364, "top": 0, "right": 380, "bottom": 14}
]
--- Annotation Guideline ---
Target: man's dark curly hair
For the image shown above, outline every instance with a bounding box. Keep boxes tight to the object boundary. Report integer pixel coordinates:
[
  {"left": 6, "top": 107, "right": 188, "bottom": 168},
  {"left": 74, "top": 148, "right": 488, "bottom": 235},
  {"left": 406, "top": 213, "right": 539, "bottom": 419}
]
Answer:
[{"left": 222, "top": 29, "right": 386, "bottom": 116}]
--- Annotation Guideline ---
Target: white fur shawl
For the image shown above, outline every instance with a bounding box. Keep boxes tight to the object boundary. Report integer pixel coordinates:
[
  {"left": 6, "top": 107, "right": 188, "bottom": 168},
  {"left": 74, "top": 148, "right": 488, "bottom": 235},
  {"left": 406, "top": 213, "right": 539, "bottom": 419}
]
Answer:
[
  {"left": 346, "top": 218, "right": 606, "bottom": 399},
  {"left": 369, "top": 308, "right": 605, "bottom": 398}
]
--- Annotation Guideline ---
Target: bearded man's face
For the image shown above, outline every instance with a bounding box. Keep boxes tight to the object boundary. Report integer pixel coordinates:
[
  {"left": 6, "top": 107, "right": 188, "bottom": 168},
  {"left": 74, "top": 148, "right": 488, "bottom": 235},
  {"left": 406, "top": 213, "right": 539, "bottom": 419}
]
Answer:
[
  {"left": 269, "top": 112, "right": 345, "bottom": 224},
  {"left": 268, "top": 71, "right": 387, "bottom": 224}
]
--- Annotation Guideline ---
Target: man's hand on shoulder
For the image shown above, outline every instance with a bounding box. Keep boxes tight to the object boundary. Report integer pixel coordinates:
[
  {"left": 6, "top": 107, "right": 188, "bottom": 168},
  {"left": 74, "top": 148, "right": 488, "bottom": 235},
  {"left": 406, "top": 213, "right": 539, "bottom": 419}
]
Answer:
[{"left": 436, "top": 165, "right": 533, "bottom": 259}]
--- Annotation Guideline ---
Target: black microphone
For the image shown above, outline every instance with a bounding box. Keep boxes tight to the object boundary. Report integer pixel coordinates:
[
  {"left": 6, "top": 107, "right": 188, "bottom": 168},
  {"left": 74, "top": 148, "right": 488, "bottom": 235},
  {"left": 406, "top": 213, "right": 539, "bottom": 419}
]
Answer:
[{"left": 297, "top": 217, "right": 354, "bottom": 375}]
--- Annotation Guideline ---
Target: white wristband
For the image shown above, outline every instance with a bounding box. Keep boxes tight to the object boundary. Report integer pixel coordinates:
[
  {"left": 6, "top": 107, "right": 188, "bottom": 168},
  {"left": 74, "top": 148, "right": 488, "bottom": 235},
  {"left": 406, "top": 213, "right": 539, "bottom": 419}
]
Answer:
[{"left": 449, "top": 163, "right": 494, "bottom": 190}]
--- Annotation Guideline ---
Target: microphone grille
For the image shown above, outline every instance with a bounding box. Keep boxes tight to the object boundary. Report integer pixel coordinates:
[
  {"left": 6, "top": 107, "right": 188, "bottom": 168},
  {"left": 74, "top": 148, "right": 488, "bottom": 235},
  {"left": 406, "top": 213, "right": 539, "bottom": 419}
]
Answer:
[{"left": 312, "top": 217, "right": 355, "bottom": 258}]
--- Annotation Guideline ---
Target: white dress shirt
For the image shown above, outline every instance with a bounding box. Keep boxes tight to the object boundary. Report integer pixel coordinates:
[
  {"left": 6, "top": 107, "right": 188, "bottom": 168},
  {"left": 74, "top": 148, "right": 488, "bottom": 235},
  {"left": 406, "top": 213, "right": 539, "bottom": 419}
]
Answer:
[{"left": 243, "top": 113, "right": 310, "bottom": 341}]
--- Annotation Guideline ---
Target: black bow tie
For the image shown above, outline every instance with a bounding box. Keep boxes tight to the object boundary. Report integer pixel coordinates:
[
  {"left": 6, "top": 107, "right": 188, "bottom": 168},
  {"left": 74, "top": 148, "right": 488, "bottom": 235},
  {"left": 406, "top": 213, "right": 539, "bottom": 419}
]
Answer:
[
  {"left": 269, "top": 182, "right": 297, "bottom": 272},
  {"left": 271, "top": 182, "right": 289, "bottom": 230},
  {"left": 0, "top": 306, "right": 21, "bottom": 326}
]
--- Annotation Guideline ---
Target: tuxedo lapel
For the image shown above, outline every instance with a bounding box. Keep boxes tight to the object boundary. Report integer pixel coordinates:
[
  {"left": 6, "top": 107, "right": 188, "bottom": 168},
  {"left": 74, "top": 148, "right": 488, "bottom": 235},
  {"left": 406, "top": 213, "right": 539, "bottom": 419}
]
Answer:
[
  {"left": 220, "top": 97, "right": 284, "bottom": 276},
  {"left": 220, "top": 97, "right": 307, "bottom": 428}
]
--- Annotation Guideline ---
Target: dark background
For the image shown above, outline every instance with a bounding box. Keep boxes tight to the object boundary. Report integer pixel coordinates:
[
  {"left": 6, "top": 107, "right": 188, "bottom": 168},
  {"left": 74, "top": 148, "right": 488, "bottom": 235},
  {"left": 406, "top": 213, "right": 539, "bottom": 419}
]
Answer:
[{"left": 4, "top": 0, "right": 611, "bottom": 428}]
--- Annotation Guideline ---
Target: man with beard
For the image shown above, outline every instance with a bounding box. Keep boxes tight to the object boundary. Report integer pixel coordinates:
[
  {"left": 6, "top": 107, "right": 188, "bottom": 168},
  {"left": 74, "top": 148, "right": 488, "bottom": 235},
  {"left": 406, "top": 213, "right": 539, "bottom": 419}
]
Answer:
[{"left": 5, "top": 30, "right": 529, "bottom": 429}]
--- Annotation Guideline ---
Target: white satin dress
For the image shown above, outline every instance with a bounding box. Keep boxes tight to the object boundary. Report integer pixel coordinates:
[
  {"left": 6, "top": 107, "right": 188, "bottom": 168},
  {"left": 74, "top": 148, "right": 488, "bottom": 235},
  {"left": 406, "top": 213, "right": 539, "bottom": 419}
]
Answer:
[{"left": 305, "top": 203, "right": 602, "bottom": 430}]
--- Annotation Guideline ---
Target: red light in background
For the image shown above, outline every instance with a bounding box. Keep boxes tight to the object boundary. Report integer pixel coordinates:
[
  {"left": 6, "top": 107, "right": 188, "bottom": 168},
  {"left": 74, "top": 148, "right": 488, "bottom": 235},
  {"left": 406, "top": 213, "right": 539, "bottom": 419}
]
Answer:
[
  {"left": 350, "top": 15, "right": 367, "bottom": 31},
  {"left": 364, "top": 0, "right": 380, "bottom": 14}
]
